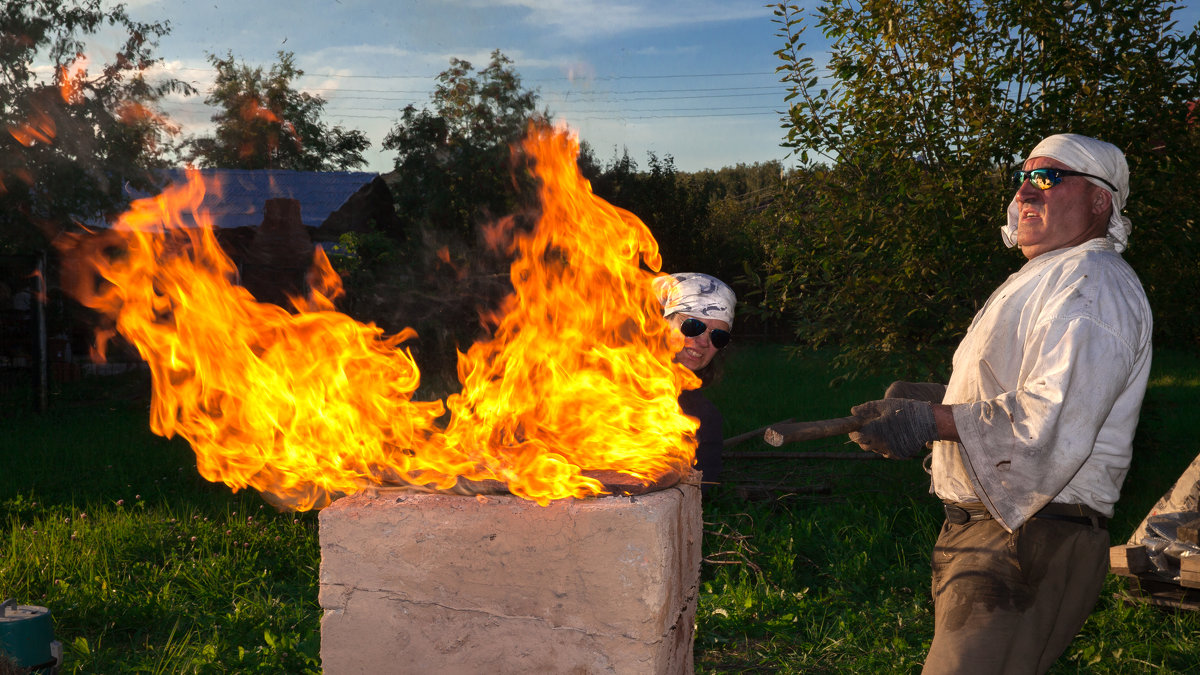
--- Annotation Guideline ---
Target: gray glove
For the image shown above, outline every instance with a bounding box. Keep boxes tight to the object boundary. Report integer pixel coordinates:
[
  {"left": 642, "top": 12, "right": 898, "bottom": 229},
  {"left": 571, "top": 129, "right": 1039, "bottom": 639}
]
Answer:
[
  {"left": 883, "top": 381, "right": 947, "bottom": 404},
  {"left": 849, "top": 398, "right": 938, "bottom": 459}
]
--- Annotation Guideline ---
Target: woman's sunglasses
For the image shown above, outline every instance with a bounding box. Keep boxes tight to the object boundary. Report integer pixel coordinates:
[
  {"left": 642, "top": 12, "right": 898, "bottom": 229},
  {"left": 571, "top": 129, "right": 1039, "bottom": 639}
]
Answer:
[
  {"left": 1012, "top": 167, "right": 1118, "bottom": 193},
  {"left": 679, "top": 317, "right": 731, "bottom": 349}
]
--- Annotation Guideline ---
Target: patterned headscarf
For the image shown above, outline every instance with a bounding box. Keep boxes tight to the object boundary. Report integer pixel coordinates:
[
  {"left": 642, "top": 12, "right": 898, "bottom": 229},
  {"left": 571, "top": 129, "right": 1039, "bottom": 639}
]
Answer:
[
  {"left": 1002, "top": 133, "right": 1132, "bottom": 252},
  {"left": 652, "top": 273, "right": 736, "bottom": 326}
]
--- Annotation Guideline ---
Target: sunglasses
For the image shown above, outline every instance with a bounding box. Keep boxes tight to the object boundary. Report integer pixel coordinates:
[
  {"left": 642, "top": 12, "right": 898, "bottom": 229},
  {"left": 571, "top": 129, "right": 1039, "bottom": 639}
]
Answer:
[
  {"left": 679, "top": 317, "right": 731, "bottom": 349},
  {"left": 1012, "top": 167, "right": 1118, "bottom": 193}
]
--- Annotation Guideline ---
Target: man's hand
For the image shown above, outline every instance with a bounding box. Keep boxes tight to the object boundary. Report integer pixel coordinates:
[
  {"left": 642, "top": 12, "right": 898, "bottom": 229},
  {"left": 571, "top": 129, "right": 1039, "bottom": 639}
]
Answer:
[{"left": 849, "top": 398, "right": 938, "bottom": 459}]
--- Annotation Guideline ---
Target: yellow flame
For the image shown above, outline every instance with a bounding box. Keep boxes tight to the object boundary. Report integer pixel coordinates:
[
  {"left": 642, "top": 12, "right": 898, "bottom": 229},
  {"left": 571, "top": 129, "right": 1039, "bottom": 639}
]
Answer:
[{"left": 57, "top": 124, "right": 698, "bottom": 509}]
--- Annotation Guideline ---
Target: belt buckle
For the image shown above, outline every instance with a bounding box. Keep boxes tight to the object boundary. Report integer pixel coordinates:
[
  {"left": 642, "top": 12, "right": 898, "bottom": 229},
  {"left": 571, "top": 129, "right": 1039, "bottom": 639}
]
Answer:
[{"left": 944, "top": 504, "right": 971, "bottom": 525}]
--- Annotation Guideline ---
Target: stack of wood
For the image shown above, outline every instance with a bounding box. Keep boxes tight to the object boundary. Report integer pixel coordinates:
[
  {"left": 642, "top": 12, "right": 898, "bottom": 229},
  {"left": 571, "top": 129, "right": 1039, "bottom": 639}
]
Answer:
[
  {"left": 1111, "top": 512, "right": 1200, "bottom": 610},
  {"left": 1110, "top": 452, "right": 1200, "bottom": 610}
]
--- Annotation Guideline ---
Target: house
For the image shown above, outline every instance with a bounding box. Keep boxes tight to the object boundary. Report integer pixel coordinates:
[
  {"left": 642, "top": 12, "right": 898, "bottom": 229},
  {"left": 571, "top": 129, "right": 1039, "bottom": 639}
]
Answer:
[
  {"left": 132, "top": 168, "right": 390, "bottom": 231},
  {"left": 120, "top": 168, "right": 402, "bottom": 306}
]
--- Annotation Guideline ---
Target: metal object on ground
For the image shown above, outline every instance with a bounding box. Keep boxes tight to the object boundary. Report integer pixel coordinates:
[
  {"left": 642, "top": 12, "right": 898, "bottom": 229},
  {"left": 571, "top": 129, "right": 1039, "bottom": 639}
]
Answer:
[
  {"left": 763, "top": 416, "right": 863, "bottom": 447},
  {"left": 0, "top": 599, "right": 62, "bottom": 673}
]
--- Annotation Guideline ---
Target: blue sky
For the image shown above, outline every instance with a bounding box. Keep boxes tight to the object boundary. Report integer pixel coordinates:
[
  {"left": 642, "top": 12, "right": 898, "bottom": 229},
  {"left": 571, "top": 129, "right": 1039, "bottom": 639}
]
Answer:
[
  {"left": 113, "top": 0, "right": 797, "bottom": 173},
  {"left": 110, "top": 0, "right": 1199, "bottom": 175}
]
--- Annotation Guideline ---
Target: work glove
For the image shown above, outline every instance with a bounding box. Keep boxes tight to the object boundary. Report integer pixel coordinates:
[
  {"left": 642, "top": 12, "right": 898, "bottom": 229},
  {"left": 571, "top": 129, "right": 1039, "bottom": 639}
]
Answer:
[
  {"left": 849, "top": 398, "right": 938, "bottom": 459},
  {"left": 883, "top": 381, "right": 947, "bottom": 404}
]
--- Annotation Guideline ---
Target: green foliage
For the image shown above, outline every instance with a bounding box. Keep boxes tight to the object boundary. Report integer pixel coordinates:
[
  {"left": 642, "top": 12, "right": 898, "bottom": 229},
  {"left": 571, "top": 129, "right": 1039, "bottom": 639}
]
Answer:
[
  {"left": 382, "top": 49, "right": 545, "bottom": 243},
  {"left": 769, "top": 0, "right": 1200, "bottom": 376},
  {"left": 183, "top": 50, "right": 370, "bottom": 171},
  {"left": 581, "top": 149, "right": 793, "bottom": 334},
  {"left": 0, "top": 0, "right": 193, "bottom": 253},
  {"left": 585, "top": 149, "right": 711, "bottom": 272}
]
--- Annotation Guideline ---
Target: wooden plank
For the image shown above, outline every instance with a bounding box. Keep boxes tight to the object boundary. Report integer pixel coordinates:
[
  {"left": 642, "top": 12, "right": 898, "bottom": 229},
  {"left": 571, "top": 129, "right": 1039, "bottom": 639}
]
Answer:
[
  {"left": 1109, "top": 544, "right": 1152, "bottom": 576},
  {"left": 1180, "top": 555, "right": 1200, "bottom": 588},
  {"left": 1122, "top": 576, "right": 1200, "bottom": 612},
  {"left": 1179, "top": 518, "right": 1200, "bottom": 547}
]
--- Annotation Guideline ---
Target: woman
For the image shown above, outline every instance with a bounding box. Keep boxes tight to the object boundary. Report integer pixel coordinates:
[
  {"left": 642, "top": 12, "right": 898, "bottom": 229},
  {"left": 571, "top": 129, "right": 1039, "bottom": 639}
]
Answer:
[{"left": 653, "top": 272, "right": 736, "bottom": 492}]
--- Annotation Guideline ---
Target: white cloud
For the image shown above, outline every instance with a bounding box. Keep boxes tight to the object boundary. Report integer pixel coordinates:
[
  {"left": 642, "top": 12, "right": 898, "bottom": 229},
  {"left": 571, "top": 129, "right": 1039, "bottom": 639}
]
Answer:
[{"left": 448, "top": 0, "right": 771, "bottom": 40}]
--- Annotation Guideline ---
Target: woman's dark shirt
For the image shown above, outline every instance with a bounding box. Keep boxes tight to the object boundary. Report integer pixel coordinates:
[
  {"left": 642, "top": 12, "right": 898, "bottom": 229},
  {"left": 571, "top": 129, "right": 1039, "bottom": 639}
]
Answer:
[{"left": 679, "top": 388, "right": 722, "bottom": 492}]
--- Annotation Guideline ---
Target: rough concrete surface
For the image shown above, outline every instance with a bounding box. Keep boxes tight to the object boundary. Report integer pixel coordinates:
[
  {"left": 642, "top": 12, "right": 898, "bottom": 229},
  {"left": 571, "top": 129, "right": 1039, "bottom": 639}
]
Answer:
[{"left": 319, "top": 479, "right": 702, "bottom": 674}]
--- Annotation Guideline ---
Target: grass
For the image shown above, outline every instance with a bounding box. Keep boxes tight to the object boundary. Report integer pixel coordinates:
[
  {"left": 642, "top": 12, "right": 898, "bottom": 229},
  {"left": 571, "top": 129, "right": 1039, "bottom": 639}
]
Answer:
[
  {"left": 1, "top": 373, "right": 322, "bottom": 674},
  {"left": 697, "top": 343, "right": 1200, "bottom": 674},
  {"left": 1, "top": 344, "right": 1199, "bottom": 673}
]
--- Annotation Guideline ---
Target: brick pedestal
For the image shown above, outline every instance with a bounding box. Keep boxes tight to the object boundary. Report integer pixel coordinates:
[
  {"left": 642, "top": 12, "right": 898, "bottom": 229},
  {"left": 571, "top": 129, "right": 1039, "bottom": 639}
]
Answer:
[{"left": 318, "top": 480, "right": 702, "bottom": 674}]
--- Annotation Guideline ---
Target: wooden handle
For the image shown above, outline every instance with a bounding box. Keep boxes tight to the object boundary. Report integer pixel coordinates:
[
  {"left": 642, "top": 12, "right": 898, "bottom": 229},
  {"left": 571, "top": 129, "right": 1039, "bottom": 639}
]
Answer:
[{"left": 763, "top": 416, "right": 862, "bottom": 447}]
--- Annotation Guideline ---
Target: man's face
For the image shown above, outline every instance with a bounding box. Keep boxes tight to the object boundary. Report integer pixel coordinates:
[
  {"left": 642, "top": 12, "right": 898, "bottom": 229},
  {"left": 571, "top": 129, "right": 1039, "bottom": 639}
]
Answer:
[{"left": 1014, "top": 156, "right": 1110, "bottom": 260}]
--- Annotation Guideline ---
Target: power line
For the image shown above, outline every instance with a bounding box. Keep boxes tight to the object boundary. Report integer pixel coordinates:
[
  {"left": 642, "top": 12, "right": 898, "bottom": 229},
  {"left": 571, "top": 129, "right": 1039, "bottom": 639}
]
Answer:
[
  {"left": 286, "top": 83, "right": 784, "bottom": 96},
  {"left": 290, "top": 69, "right": 781, "bottom": 82},
  {"left": 151, "top": 65, "right": 801, "bottom": 127},
  {"left": 326, "top": 104, "right": 776, "bottom": 114},
  {"left": 159, "top": 105, "right": 783, "bottom": 123},
  {"left": 169, "top": 65, "right": 785, "bottom": 85}
]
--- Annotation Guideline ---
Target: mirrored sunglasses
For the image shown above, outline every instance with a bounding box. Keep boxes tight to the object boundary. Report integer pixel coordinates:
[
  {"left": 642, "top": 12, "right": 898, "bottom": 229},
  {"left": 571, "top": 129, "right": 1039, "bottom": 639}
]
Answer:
[
  {"left": 1012, "top": 167, "right": 1118, "bottom": 193},
  {"left": 679, "top": 317, "right": 731, "bottom": 349}
]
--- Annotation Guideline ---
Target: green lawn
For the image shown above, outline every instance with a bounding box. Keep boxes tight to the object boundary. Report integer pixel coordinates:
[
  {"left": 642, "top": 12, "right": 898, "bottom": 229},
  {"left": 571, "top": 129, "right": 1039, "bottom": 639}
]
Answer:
[{"left": 2, "top": 344, "right": 1199, "bottom": 673}]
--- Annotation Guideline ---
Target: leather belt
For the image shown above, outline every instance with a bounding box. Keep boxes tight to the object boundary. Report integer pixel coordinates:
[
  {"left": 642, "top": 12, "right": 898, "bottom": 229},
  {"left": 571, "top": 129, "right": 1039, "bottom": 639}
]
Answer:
[{"left": 943, "top": 502, "right": 1107, "bottom": 529}]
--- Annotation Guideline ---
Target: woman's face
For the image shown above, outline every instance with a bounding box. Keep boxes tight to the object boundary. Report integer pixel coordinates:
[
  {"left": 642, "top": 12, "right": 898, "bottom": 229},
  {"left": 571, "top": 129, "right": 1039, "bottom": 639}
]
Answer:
[{"left": 667, "top": 313, "right": 729, "bottom": 372}]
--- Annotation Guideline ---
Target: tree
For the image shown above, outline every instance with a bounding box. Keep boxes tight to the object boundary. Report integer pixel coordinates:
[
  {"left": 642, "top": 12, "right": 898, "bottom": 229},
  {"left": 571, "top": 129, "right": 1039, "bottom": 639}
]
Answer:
[
  {"left": 382, "top": 49, "right": 546, "bottom": 243},
  {"left": 769, "top": 0, "right": 1200, "bottom": 377},
  {"left": 184, "top": 50, "right": 369, "bottom": 171},
  {"left": 0, "top": 0, "right": 193, "bottom": 253},
  {"left": 323, "top": 51, "right": 547, "bottom": 394},
  {"left": 585, "top": 149, "right": 712, "bottom": 273}
]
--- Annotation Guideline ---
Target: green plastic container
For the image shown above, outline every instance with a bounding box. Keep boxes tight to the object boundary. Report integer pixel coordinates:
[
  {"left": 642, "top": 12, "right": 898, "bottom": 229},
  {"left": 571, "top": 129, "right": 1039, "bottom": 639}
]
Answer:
[{"left": 0, "top": 599, "right": 56, "bottom": 669}]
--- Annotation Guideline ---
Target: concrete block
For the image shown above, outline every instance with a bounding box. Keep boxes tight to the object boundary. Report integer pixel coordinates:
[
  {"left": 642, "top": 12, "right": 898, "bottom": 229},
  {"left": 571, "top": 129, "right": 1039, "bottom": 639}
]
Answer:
[{"left": 319, "top": 480, "right": 702, "bottom": 674}]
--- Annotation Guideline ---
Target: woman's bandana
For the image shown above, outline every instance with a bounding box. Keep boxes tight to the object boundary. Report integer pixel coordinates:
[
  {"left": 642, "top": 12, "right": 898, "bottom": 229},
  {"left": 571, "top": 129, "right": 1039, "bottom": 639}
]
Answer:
[
  {"left": 1002, "top": 133, "right": 1132, "bottom": 252},
  {"left": 653, "top": 273, "right": 736, "bottom": 326}
]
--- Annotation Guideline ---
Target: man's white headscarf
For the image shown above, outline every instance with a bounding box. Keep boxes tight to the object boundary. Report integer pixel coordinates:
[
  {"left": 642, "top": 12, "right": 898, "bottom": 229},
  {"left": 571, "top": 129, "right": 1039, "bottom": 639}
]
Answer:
[
  {"left": 653, "top": 273, "right": 736, "bottom": 326},
  {"left": 1002, "top": 133, "right": 1132, "bottom": 252}
]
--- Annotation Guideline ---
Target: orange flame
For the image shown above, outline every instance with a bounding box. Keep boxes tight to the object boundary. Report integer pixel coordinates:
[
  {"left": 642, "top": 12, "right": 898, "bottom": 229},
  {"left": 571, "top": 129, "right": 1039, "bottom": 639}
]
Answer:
[
  {"left": 8, "top": 107, "right": 55, "bottom": 146},
  {"left": 117, "top": 101, "right": 180, "bottom": 134},
  {"left": 59, "top": 54, "right": 89, "bottom": 104},
  {"left": 237, "top": 97, "right": 299, "bottom": 160},
  {"left": 239, "top": 97, "right": 282, "bottom": 125},
  {"left": 57, "top": 125, "right": 697, "bottom": 509}
]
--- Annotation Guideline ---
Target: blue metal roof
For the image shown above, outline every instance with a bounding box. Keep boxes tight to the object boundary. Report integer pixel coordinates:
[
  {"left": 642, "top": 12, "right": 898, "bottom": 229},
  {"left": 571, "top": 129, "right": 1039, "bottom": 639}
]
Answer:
[{"left": 122, "top": 169, "right": 379, "bottom": 229}]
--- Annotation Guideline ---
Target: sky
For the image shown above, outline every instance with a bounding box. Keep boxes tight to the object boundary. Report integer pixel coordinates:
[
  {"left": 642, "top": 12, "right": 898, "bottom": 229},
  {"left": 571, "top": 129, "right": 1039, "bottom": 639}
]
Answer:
[
  {"left": 104, "top": 0, "right": 794, "bottom": 175},
  {"left": 96, "top": 0, "right": 1200, "bottom": 175}
]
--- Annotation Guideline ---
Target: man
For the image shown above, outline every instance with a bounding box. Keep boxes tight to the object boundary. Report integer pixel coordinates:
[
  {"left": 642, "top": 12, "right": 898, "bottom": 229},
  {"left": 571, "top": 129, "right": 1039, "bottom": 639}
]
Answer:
[{"left": 848, "top": 134, "right": 1153, "bottom": 674}]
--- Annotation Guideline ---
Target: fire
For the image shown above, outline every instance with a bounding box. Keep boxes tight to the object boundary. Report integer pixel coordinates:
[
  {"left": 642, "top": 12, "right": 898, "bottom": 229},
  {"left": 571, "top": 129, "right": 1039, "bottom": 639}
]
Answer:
[
  {"left": 238, "top": 97, "right": 299, "bottom": 159},
  {"left": 117, "top": 101, "right": 180, "bottom": 133},
  {"left": 58, "top": 124, "right": 698, "bottom": 509},
  {"left": 59, "top": 54, "right": 89, "bottom": 104},
  {"left": 8, "top": 106, "right": 55, "bottom": 146},
  {"left": 240, "top": 97, "right": 283, "bottom": 125}
]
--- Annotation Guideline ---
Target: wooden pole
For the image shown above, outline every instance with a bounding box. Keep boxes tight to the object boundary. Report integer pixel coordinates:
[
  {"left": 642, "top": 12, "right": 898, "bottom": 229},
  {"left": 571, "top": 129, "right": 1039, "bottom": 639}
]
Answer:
[
  {"left": 722, "top": 418, "right": 794, "bottom": 448},
  {"left": 723, "top": 451, "right": 878, "bottom": 461}
]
